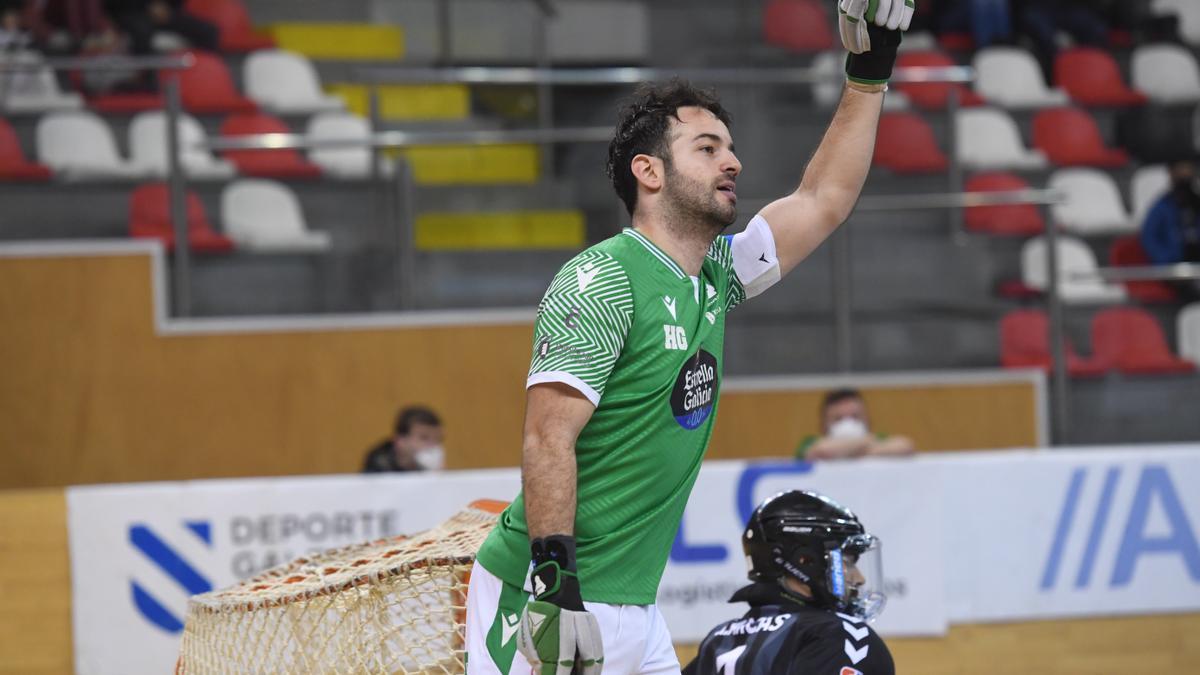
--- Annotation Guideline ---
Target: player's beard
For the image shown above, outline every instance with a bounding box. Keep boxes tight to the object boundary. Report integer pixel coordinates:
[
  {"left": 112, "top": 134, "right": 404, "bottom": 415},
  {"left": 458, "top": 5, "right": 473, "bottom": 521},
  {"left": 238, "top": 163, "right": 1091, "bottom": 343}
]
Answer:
[{"left": 660, "top": 162, "right": 736, "bottom": 241}]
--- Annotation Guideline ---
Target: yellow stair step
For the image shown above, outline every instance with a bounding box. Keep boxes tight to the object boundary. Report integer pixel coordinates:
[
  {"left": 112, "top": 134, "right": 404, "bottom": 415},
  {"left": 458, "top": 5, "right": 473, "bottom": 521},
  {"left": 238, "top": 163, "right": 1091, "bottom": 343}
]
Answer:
[
  {"left": 403, "top": 145, "right": 540, "bottom": 185},
  {"left": 415, "top": 211, "right": 585, "bottom": 250},
  {"left": 326, "top": 83, "right": 470, "bottom": 121},
  {"left": 267, "top": 23, "right": 404, "bottom": 60}
]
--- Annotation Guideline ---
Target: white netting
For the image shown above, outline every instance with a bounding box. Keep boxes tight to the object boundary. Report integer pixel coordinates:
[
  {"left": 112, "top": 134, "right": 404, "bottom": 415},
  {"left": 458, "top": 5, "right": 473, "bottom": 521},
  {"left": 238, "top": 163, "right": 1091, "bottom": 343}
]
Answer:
[{"left": 177, "top": 502, "right": 503, "bottom": 674}]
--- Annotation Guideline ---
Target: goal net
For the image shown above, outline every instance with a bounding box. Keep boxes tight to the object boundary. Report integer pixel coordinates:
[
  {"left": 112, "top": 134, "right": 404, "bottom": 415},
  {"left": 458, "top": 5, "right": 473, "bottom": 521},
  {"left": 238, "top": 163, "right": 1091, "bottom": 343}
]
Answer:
[{"left": 176, "top": 500, "right": 505, "bottom": 674}]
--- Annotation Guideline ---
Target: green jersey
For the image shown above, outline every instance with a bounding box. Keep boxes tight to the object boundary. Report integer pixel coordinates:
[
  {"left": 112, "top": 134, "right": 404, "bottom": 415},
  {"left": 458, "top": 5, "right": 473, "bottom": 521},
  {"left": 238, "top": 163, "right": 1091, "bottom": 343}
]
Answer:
[{"left": 476, "top": 227, "right": 748, "bottom": 605}]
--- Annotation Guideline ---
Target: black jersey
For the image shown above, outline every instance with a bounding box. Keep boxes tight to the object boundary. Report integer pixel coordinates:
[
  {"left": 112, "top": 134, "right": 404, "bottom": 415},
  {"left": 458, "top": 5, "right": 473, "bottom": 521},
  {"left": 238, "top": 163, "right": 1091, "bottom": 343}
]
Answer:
[{"left": 682, "top": 583, "right": 894, "bottom": 675}]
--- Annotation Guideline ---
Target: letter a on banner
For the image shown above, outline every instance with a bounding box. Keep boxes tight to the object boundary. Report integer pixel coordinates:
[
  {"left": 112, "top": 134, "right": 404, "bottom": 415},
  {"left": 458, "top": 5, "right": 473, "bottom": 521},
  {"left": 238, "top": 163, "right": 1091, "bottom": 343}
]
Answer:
[{"left": 1110, "top": 465, "right": 1200, "bottom": 586}]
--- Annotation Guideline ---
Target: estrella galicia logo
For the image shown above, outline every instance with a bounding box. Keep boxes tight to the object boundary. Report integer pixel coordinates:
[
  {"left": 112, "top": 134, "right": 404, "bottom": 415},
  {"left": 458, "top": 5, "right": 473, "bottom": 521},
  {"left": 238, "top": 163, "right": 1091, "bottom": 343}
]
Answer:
[
  {"left": 671, "top": 349, "right": 718, "bottom": 430},
  {"left": 129, "top": 521, "right": 213, "bottom": 633}
]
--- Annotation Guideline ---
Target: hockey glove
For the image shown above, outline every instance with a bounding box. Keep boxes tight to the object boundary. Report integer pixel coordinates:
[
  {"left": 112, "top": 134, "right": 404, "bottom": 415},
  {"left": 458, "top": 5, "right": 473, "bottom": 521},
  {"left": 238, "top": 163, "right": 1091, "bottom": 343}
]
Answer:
[
  {"left": 517, "top": 536, "right": 603, "bottom": 675},
  {"left": 838, "top": 0, "right": 913, "bottom": 86}
]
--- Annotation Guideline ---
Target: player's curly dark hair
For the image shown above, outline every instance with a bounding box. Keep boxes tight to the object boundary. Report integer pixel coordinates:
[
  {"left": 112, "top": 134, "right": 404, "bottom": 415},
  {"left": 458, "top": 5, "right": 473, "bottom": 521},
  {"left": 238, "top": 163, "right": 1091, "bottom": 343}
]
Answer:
[{"left": 606, "top": 79, "right": 732, "bottom": 216}]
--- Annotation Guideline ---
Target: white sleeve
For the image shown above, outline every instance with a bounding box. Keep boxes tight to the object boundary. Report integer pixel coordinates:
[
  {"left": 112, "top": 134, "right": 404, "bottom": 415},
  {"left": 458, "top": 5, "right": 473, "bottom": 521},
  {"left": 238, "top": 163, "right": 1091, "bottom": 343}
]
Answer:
[{"left": 730, "top": 214, "right": 782, "bottom": 299}]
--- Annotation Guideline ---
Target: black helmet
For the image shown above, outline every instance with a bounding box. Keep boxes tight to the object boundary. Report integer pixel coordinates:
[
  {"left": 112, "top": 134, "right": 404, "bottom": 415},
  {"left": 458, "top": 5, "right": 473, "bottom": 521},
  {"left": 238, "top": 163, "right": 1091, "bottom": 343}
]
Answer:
[{"left": 742, "top": 490, "right": 886, "bottom": 620}]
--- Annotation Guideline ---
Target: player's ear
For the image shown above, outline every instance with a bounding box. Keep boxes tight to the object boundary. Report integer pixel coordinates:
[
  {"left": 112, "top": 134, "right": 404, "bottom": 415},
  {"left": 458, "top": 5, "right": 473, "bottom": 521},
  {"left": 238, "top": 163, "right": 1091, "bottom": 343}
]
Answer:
[{"left": 630, "top": 153, "right": 663, "bottom": 192}]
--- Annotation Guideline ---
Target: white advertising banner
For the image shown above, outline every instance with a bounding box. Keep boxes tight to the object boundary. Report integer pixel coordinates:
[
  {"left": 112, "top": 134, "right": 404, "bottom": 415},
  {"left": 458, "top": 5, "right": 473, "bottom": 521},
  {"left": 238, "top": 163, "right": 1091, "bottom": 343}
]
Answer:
[{"left": 67, "top": 447, "right": 1200, "bottom": 675}]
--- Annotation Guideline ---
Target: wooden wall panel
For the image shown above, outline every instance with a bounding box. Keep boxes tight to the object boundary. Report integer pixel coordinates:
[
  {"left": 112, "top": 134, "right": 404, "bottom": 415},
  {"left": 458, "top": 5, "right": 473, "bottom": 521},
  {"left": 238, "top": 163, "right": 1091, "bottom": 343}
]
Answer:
[
  {"left": 0, "top": 489, "right": 71, "bottom": 674},
  {"left": 1, "top": 248, "right": 1039, "bottom": 489}
]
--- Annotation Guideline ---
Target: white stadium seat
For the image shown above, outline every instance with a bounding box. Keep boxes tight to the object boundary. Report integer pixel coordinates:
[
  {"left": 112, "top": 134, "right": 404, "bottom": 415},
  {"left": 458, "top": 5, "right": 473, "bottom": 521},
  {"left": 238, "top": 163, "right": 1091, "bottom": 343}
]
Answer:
[
  {"left": 243, "top": 49, "right": 344, "bottom": 114},
  {"left": 1048, "top": 169, "right": 1135, "bottom": 235},
  {"left": 221, "top": 178, "right": 332, "bottom": 253},
  {"left": 955, "top": 107, "right": 1049, "bottom": 170},
  {"left": 305, "top": 112, "right": 391, "bottom": 179},
  {"left": 36, "top": 111, "right": 148, "bottom": 181},
  {"left": 1130, "top": 165, "right": 1170, "bottom": 228},
  {"left": 1131, "top": 44, "right": 1200, "bottom": 104},
  {"left": 1152, "top": 0, "right": 1200, "bottom": 46},
  {"left": 0, "top": 51, "right": 84, "bottom": 112},
  {"left": 128, "top": 111, "right": 236, "bottom": 180},
  {"left": 1179, "top": 303, "right": 1200, "bottom": 365},
  {"left": 973, "top": 47, "right": 1069, "bottom": 108},
  {"left": 1021, "top": 235, "right": 1126, "bottom": 305}
]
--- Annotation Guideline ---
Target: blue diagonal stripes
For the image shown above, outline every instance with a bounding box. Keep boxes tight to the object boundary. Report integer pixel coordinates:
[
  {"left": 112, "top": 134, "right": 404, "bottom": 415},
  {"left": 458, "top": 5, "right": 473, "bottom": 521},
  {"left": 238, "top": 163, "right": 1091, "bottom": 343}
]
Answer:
[{"left": 129, "top": 525, "right": 212, "bottom": 595}]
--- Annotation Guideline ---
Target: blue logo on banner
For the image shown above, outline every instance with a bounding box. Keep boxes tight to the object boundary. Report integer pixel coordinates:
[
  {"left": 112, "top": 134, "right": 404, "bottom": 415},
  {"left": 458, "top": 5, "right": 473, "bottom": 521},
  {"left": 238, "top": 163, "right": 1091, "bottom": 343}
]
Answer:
[
  {"left": 1040, "top": 464, "right": 1200, "bottom": 590},
  {"left": 129, "top": 521, "right": 213, "bottom": 633}
]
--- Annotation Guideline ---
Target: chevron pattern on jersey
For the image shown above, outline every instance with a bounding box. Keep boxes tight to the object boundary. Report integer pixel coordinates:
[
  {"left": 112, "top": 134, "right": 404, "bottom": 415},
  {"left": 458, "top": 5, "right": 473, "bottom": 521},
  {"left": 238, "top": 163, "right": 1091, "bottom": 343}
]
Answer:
[
  {"left": 529, "top": 251, "right": 634, "bottom": 399},
  {"left": 708, "top": 235, "right": 747, "bottom": 311}
]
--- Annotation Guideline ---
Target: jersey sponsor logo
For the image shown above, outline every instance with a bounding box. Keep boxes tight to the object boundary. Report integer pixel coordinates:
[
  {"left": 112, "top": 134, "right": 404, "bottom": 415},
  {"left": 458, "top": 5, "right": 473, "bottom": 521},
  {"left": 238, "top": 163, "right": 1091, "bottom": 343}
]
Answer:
[
  {"left": 840, "top": 668, "right": 863, "bottom": 675},
  {"left": 664, "top": 325, "right": 689, "bottom": 351},
  {"left": 576, "top": 262, "right": 599, "bottom": 293},
  {"left": 671, "top": 349, "right": 718, "bottom": 430},
  {"left": 663, "top": 295, "right": 678, "bottom": 320},
  {"left": 711, "top": 613, "right": 791, "bottom": 637}
]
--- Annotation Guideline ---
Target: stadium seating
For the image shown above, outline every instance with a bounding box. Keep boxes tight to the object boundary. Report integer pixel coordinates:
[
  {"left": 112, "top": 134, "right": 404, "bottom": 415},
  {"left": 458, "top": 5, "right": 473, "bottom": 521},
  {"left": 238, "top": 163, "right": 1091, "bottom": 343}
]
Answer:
[
  {"left": 218, "top": 113, "right": 322, "bottom": 179},
  {"left": 128, "top": 112, "right": 236, "bottom": 180},
  {"left": 999, "top": 308, "right": 1106, "bottom": 377},
  {"left": 1117, "top": 105, "right": 1195, "bottom": 163},
  {"left": 36, "top": 111, "right": 148, "bottom": 181},
  {"left": 873, "top": 112, "right": 948, "bottom": 173},
  {"left": 973, "top": 47, "right": 1069, "bottom": 108},
  {"left": 1151, "top": 0, "right": 1200, "bottom": 45},
  {"left": 1054, "top": 48, "right": 1148, "bottom": 107},
  {"left": 762, "top": 0, "right": 834, "bottom": 53},
  {"left": 1130, "top": 164, "right": 1170, "bottom": 228},
  {"left": 220, "top": 179, "right": 331, "bottom": 252},
  {"left": 305, "top": 112, "right": 385, "bottom": 179},
  {"left": 0, "top": 51, "right": 84, "bottom": 112},
  {"left": 243, "top": 50, "right": 344, "bottom": 114},
  {"left": 1032, "top": 107, "right": 1129, "bottom": 167},
  {"left": 1091, "top": 306, "right": 1196, "bottom": 374},
  {"left": 87, "top": 91, "right": 165, "bottom": 114},
  {"left": 1178, "top": 303, "right": 1200, "bottom": 365},
  {"left": 1021, "top": 235, "right": 1127, "bottom": 304},
  {"left": 1131, "top": 44, "right": 1200, "bottom": 104},
  {"left": 1109, "top": 236, "right": 1178, "bottom": 303},
  {"left": 955, "top": 108, "right": 1048, "bottom": 170},
  {"left": 1048, "top": 169, "right": 1134, "bottom": 235},
  {"left": 267, "top": 23, "right": 405, "bottom": 60},
  {"left": 963, "top": 173, "right": 1044, "bottom": 236},
  {"left": 185, "top": 0, "right": 275, "bottom": 52},
  {"left": 892, "top": 51, "right": 984, "bottom": 110},
  {"left": 0, "top": 118, "right": 52, "bottom": 181},
  {"left": 173, "top": 51, "right": 258, "bottom": 114},
  {"left": 128, "top": 183, "right": 235, "bottom": 253}
]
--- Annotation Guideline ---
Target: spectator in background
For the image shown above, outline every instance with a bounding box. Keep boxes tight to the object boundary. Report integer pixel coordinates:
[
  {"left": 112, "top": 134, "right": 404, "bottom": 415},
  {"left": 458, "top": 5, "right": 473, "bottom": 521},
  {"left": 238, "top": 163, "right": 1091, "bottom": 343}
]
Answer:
[
  {"left": 102, "top": 0, "right": 217, "bottom": 56},
  {"left": 795, "top": 388, "right": 915, "bottom": 461},
  {"left": 936, "top": 0, "right": 1015, "bottom": 49},
  {"left": 0, "top": 0, "right": 32, "bottom": 51},
  {"left": 1014, "top": 0, "right": 1108, "bottom": 81},
  {"left": 28, "top": 0, "right": 117, "bottom": 54},
  {"left": 1141, "top": 158, "right": 1200, "bottom": 298},
  {"left": 362, "top": 406, "right": 446, "bottom": 473}
]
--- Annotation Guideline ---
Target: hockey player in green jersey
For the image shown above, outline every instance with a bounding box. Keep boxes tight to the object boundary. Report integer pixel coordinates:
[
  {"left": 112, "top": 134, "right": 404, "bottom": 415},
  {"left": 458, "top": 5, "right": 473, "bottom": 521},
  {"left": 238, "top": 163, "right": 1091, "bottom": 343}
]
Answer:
[{"left": 465, "top": 2, "right": 914, "bottom": 672}]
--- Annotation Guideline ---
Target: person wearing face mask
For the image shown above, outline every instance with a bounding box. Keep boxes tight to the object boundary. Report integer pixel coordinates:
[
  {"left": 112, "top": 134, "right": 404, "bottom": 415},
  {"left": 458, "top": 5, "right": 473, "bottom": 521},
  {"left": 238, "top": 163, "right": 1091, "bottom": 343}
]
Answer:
[
  {"left": 361, "top": 405, "right": 446, "bottom": 473},
  {"left": 795, "top": 389, "right": 914, "bottom": 461},
  {"left": 1141, "top": 158, "right": 1200, "bottom": 297}
]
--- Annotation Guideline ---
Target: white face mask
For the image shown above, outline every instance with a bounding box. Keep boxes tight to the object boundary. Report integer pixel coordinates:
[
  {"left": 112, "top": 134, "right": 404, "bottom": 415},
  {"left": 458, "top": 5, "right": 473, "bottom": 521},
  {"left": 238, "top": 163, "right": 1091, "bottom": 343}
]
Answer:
[
  {"left": 414, "top": 445, "right": 445, "bottom": 471},
  {"left": 828, "top": 417, "right": 869, "bottom": 440}
]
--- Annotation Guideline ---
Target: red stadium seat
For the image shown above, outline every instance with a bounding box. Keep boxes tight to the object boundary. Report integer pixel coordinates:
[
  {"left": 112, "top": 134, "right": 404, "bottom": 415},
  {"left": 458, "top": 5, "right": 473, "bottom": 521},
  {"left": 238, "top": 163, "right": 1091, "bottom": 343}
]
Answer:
[
  {"left": 185, "top": 0, "right": 275, "bottom": 52},
  {"left": 964, "top": 173, "right": 1045, "bottom": 236},
  {"left": 1091, "top": 307, "right": 1196, "bottom": 374},
  {"left": 87, "top": 92, "right": 165, "bottom": 114},
  {"left": 169, "top": 51, "right": 257, "bottom": 114},
  {"left": 0, "top": 119, "right": 52, "bottom": 181},
  {"left": 937, "top": 32, "right": 974, "bottom": 52},
  {"left": 219, "top": 113, "right": 322, "bottom": 179},
  {"left": 1055, "top": 48, "right": 1148, "bottom": 107},
  {"left": 873, "top": 112, "right": 949, "bottom": 173},
  {"left": 129, "top": 183, "right": 234, "bottom": 253},
  {"left": 999, "top": 309, "right": 1106, "bottom": 377},
  {"left": 1032, "top": 107, "right": 1129, "bottom": 167},
  {"left": 1109, "top": 236, "right": 1178, "bottom": 303},
  {"left": 893, "top": 51, "right": 984, "bottom": 110},
  {"left": 762, "top": 0, "right": 834, "bottom": 53}
]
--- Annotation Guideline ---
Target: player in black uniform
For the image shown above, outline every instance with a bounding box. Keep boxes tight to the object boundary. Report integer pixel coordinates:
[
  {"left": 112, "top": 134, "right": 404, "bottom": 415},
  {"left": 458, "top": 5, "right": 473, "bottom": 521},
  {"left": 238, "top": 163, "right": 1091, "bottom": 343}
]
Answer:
[{"left": 682, "top": 490, "right": 894, "bottom": 675}]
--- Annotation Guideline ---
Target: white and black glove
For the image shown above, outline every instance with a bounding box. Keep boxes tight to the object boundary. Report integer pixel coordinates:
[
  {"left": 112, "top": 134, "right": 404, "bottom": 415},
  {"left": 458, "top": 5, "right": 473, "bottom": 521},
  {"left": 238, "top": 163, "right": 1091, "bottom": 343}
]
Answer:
[
  {"left": 838, "top": 0, "right": 914, "bottom": 87},
  {"left": 517, "top": 536, "right": 603, "bottom": 675}
]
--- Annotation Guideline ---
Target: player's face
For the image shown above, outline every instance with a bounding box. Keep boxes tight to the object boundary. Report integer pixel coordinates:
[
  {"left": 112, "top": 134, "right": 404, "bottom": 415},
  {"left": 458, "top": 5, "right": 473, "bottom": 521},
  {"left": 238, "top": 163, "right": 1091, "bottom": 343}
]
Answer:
[
  {"left": 661, "top": 106, "right": 742, "bottom": 231},
  {"left": 844, "top": 555, "right": 866, "bottom": 588}
]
